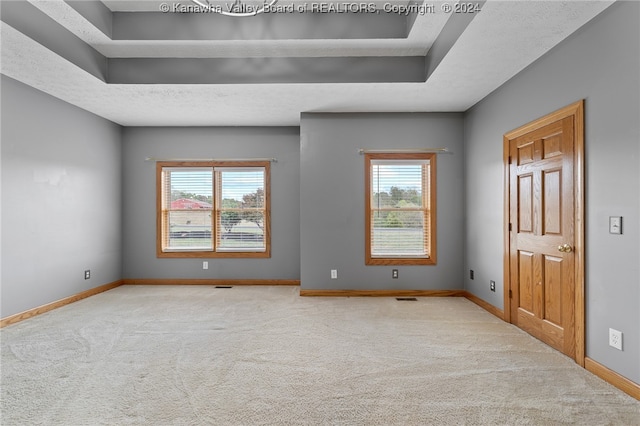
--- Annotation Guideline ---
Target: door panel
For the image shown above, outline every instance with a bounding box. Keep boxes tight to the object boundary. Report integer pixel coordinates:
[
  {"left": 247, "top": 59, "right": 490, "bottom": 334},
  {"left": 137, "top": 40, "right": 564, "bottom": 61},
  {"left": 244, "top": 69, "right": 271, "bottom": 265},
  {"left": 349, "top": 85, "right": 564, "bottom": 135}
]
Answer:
[
  {"left": 518, "top": 251, "right": 535, "bottom": 313},
  {"left": 543, "top": 169, "right": 562, "bottom": 235},
  {"left": 509, "top": 116, "right": 575, "bottom": 357},
  {"left": 518, "top": 142, "right": 535, "bottom": 164},
  {"left": 543, "top": 134, "right": 563, "bottom": 159},
  {"left": 543, "top": 255, "right": 563, "bottom": 325},
  {"left": 518, "top": 175, "right": 534, "bottom": 233}
]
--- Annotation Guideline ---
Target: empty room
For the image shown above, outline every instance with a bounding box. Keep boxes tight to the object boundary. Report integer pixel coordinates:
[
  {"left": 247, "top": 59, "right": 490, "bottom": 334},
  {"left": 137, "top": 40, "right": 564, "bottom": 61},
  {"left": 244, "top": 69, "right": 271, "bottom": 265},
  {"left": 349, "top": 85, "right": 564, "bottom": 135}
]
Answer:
[{"left": 1, "top": 0, "right": 639, "bottom": 424}]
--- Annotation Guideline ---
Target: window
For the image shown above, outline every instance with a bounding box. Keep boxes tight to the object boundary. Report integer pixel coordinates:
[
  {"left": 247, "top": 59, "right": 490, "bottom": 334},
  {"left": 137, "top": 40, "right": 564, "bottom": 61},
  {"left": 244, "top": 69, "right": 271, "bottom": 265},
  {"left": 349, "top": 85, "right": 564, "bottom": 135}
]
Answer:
[
  {"left": 157, "top": 161, "right": 270, "bottom": 258},
  {"left": 365, "top": 153, "right": 436, "bottom": 265}
]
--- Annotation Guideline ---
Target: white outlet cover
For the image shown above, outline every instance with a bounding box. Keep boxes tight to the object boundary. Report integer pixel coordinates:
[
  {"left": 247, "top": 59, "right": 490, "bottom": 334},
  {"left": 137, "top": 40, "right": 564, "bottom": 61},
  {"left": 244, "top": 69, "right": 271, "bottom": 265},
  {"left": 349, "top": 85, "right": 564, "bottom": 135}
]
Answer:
[
  {"left": 609, "top": 216, "right": 622, "bottom": 234},
  {"left": 331, "top": 270, "right": 337, "bottom": 279},
  {"left": 609, "top": 328, "right": 623, "bottom": 350},
  {"left": 203, "top": 261, "right": 209, "bottom": 270}
]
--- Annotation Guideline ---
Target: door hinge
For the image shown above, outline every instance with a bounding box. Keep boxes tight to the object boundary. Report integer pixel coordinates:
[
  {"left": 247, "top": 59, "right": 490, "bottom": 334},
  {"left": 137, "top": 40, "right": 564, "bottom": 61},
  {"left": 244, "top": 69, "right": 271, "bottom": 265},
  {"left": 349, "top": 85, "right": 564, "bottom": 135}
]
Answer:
[
  {"left": 509, "top": 223, "right": 512, "bottom": 232},
  {"left": 508, "top": 156, "right": 512, "bottom": 164},
  {"left": 509, "top": 289, "right": 513, "bottom": 299}
]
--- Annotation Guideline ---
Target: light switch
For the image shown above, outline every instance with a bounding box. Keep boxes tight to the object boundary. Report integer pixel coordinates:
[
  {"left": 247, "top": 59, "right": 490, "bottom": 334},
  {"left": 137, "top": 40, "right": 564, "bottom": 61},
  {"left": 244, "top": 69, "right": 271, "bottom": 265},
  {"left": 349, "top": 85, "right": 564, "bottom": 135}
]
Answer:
[{"left": 609, "top": 216, "right": 622, "bottom": 234}]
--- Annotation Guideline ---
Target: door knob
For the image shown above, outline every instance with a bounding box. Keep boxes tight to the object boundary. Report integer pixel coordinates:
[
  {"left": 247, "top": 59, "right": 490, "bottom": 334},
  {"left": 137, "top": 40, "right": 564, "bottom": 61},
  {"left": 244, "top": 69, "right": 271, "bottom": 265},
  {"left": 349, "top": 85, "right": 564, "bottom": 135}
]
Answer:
[{"left": 558, "top": 244, "right": 573, "bottom": 253}]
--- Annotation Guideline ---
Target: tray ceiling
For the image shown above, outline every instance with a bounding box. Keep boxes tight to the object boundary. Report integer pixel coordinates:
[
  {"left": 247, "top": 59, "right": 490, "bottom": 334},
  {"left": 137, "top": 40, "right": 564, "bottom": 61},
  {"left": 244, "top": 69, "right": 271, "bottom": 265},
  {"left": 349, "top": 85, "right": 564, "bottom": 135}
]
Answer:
[{"left": 1, "top": 0, "right": 614, "bottom": 126}]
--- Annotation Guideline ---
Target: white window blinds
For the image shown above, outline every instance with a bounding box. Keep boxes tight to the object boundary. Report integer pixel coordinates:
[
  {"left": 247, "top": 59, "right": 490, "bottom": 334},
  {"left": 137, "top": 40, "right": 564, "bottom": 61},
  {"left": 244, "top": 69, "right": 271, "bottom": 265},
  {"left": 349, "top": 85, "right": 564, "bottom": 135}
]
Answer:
[
  {"left": 162, "top": 167, "right": 214, "bottom": 251},
  {"left": 215, "top": 167, "right": 266, "bottom": 252},
  {"left": 369, "top": 159, "right": 430, "bottom": 258}
]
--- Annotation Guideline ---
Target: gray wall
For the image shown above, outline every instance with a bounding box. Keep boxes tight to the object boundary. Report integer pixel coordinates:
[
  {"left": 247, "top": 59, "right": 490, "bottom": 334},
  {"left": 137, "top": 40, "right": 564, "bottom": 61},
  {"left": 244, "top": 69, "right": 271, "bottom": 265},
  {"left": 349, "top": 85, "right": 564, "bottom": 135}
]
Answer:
[
  {"left": 464, "top": 1, "right": 639, "bottom": 383},
  {"left": 299, "top": 113, "right": 465, "bottom": 290},
  {"left": 121, "top": 127, "right": 300, "bottom": 281},
  {"left": 1, "top": 76, "right": 122, "bottom": 317}
]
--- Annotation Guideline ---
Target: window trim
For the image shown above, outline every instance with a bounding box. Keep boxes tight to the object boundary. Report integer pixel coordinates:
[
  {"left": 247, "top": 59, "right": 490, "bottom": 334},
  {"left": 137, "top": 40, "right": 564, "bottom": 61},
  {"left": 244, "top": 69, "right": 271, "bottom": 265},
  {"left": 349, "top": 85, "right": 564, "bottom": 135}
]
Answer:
[
  {"left": 156, "top": 160, "right": 271, "bottom": 258},
  {"left": 364, "top": 152, "right": 437, "bottom": 266}
]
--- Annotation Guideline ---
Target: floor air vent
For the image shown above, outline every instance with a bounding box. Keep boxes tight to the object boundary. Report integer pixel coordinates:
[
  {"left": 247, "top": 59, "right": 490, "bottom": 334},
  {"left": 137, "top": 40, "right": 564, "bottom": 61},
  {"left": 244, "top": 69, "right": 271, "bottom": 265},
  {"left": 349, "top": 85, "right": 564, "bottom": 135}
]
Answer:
[
  {"left": 215, "top": 286, "right": 233, "bottom": 289},
  {"left": 396, "top": 297, "right": 418, "bottom": 301}
]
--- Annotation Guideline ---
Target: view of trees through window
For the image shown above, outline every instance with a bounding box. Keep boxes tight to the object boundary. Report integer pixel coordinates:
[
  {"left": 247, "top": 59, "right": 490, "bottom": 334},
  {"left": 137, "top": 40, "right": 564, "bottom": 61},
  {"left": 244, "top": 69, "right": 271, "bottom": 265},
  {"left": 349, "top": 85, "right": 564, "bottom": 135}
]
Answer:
[
  {"left": 372, "top": 186, "right": 423, "bottom": 228},
  {"left": 170, "top": 188, "right": 264, "bottom": 234}
]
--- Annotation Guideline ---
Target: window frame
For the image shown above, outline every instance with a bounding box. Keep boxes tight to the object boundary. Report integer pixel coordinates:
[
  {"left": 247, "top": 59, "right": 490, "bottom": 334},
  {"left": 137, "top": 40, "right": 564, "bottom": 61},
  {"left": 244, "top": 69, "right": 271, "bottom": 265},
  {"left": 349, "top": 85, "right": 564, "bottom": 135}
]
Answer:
[
  {"left": 364, "top": 152, "right": 437, "bottom": 265},
  {"left": 156, "top": 160, "right": 271, "bottom": 258}
]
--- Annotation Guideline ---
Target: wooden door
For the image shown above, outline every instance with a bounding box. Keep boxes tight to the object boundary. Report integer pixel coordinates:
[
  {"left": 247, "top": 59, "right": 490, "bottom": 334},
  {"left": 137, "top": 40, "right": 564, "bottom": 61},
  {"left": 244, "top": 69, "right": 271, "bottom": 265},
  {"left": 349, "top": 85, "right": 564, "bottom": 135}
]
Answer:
[{"left": 504, "top": 101, "right": 584, "bottom": 362}]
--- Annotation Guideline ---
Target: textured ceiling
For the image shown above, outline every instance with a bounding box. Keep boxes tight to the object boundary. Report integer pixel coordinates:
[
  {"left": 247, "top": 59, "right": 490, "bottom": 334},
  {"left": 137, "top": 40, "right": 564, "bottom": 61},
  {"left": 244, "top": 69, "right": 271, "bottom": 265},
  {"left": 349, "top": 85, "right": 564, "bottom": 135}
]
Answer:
[{"left": 0, "top": 0, "right": 614, "bottom": 126}]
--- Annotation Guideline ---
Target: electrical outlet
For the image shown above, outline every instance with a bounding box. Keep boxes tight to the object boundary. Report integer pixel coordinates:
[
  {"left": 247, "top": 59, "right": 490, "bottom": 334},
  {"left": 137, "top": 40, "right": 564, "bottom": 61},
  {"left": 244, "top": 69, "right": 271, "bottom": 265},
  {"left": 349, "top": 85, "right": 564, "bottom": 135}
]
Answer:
[
  {"left": 331, "top": 269, "right": 338, "bottom": 279},
  {"left": 490, "top": 280, "right": 496, "bottom": 292},
  {"left": 470, "top": 270, "right": 474, "bottom": 280},
  {"left": 392, "top": 269, "right": 399, "bottom": 279},
  {"left": 609, "top": 328, "right": 623, "bottom": 350},
  {"left": 609, "top": 216, "right": 622, "bottom": 234},
  {"left": 84, "top": 270, "right": 91, "bottom": 280},
  {"left": 203, "top": 261, "right": 208, "bottom": 270}
]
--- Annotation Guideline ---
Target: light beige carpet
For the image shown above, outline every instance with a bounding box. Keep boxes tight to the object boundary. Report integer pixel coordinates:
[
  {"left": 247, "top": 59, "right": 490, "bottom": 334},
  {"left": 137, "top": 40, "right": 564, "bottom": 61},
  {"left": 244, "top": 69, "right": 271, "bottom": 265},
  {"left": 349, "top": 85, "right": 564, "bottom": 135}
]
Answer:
[{"left": 1, "top": 285, "right": 639, "bottom": 425}]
